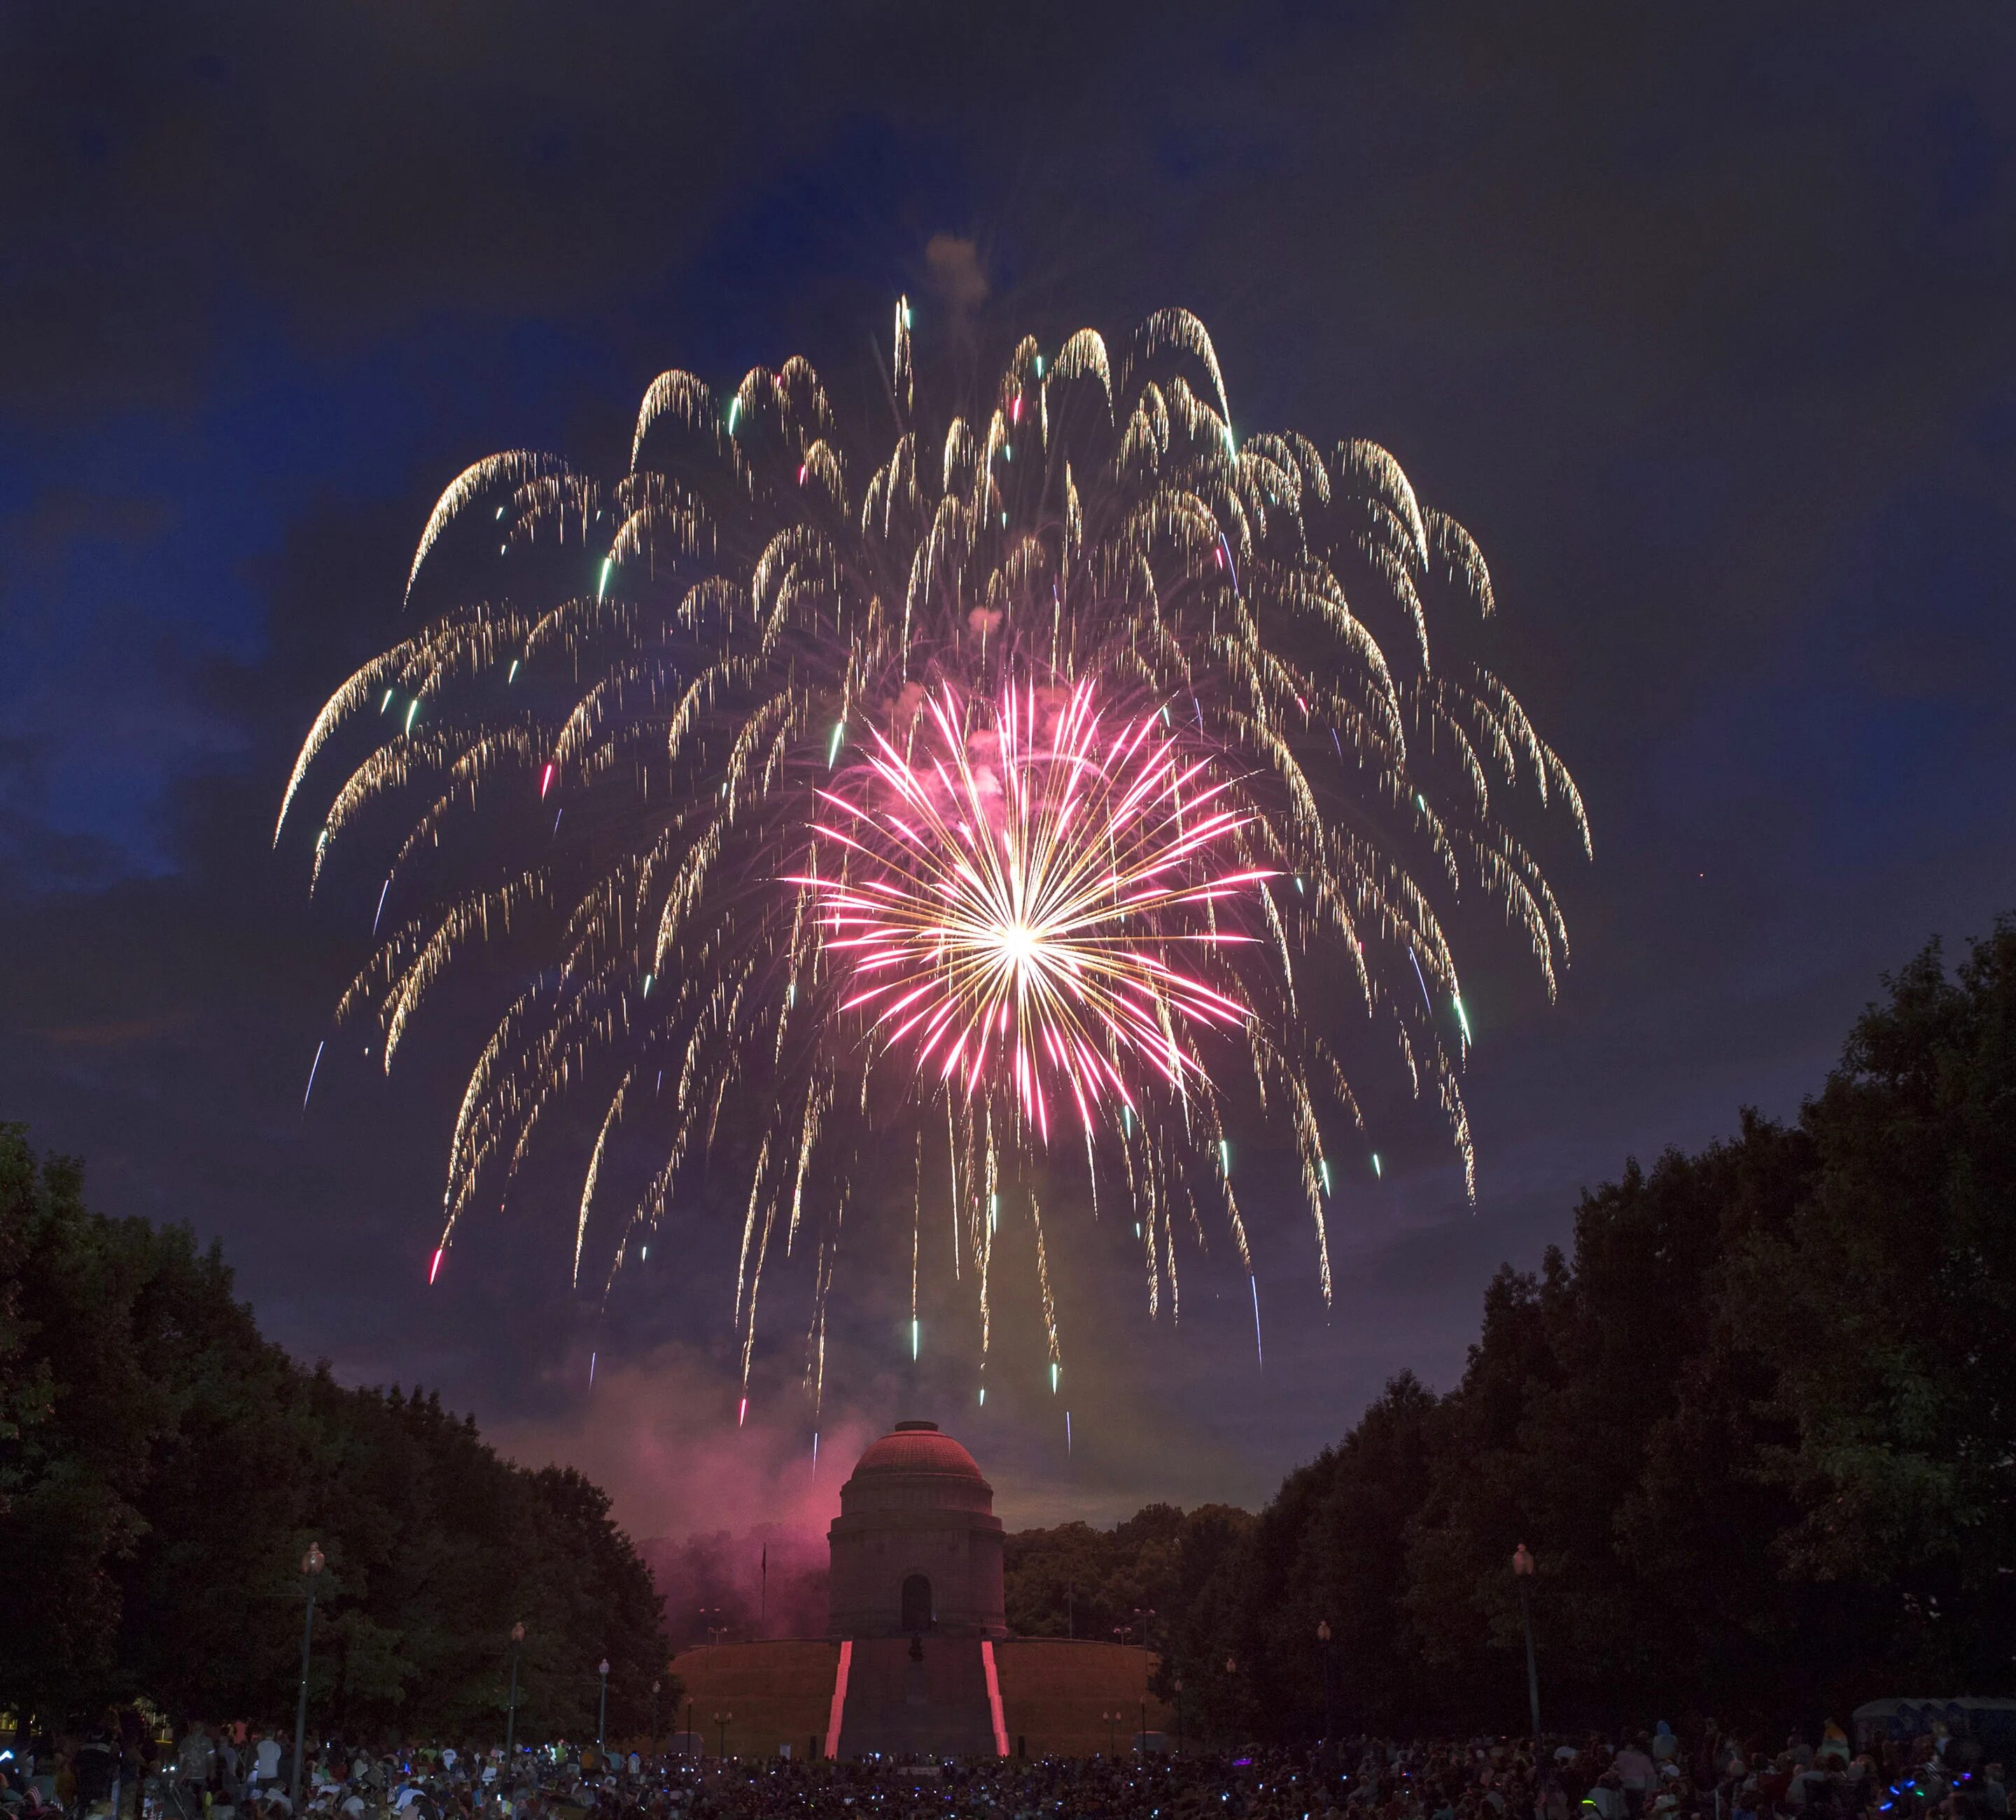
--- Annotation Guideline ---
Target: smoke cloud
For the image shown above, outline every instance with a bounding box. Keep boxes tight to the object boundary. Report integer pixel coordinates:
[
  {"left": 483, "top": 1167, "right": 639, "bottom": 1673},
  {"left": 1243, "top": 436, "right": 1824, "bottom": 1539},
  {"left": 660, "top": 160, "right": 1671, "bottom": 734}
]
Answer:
[{"left": 488, "top": 1341, "right": 876, "bottom": 1644}]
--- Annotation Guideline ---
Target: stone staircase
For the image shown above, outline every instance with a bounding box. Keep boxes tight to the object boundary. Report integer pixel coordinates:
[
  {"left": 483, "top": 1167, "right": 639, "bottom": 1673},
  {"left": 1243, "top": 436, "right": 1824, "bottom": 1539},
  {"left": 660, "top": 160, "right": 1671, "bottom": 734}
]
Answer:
[{"left": 835, "top": 1637, "right": 998, "bottom": 1758}]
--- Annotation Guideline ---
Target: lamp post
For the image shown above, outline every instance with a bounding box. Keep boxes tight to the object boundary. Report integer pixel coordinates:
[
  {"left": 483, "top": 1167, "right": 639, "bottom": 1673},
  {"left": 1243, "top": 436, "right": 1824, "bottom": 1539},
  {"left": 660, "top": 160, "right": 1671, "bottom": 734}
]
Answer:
[
  {"left": 1173, "top": 1676, "right": 1184, "bottom": 1758},
  {"left": 1317, "top": 1620, "right": 1334, "bottom": 1748},
  {"left": 506, "top": 1623, "right": 526, "bottom": 1758},
  {"left": 1103, "top": 1711, "right": 1120, "bottom": 1758},
  {"left": 1133, "top": 1607, "right": 1157, "bottom": 1653},
  {"left": 713, "top": 1712, "right": 732, "bottom": 1760},
  {"left": 1139, "top": 1696, "right": 1147, "bottom": 1756},
  {"left": 1511, "top": 1544, "right": 1540, "bottom": 1740},
  {"left": 291, "top": 1543, "right": 326, "bottom": 1815},
  {"left": 650, "top": 1680, "right": 661, "bottom": 1758},
  {"left": 1224, "top": 1656, "right": 1238, "bottom": 1753},
  {"left": 597, "top": 1659, "right": 610, "bottom": 1753}
]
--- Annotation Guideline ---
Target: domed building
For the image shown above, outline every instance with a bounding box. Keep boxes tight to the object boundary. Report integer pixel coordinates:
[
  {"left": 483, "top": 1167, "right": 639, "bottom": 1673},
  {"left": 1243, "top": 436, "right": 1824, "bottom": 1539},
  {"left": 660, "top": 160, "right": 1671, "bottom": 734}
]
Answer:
[
  {"left": 665, "top": 1418, "right": 1172, "bottom": 1760},
  {"left": 827, "top": 1420, "right": 1007, "bottom": 1639}
]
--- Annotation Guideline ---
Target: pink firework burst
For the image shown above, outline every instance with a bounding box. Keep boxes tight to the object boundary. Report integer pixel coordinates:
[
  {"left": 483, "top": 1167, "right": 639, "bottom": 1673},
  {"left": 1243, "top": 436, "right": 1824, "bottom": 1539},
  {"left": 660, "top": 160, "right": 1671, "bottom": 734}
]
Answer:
[{"left": 798, "top": 679, "right": 1273, "bottom": 1139}]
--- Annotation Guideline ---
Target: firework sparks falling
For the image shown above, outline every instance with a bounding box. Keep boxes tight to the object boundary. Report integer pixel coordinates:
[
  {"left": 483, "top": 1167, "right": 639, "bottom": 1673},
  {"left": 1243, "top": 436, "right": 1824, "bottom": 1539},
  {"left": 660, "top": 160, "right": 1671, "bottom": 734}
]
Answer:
[{"left": 279, "top": 300, "right": 1590, "bottom": 1408}]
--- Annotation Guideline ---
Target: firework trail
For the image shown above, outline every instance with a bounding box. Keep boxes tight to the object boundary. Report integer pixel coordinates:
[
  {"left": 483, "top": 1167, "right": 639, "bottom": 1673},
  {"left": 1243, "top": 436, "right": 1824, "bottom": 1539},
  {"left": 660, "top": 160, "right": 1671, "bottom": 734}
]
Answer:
[{"left": 278, "top": 302, "right": 1589, "bottom": 1408}]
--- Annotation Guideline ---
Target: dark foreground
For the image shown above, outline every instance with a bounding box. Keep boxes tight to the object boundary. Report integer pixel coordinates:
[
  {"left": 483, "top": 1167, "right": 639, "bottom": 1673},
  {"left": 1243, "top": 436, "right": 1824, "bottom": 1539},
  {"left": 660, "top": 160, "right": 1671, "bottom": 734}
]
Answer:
[{"left": 6, "top": 1724, "right": 2002, "bottom": 1820}]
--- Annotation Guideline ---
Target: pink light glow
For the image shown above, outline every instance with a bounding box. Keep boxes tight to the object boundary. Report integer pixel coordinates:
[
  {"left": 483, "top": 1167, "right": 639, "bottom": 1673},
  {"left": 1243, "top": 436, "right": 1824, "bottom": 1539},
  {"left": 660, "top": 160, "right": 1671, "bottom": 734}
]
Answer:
[
  {"left": 428, "top": 1246, "right": 444, "bottom": 1284},
  {"left": 793, "top": 679, "right": 1270, "bottom": 1134}
]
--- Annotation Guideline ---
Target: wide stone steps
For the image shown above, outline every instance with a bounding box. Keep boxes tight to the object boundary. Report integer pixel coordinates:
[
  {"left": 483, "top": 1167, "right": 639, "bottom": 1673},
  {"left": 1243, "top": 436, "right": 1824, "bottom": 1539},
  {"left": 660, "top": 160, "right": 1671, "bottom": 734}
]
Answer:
[{"left": 835, "top": 1637, "right": 998, "bottom": 1758}]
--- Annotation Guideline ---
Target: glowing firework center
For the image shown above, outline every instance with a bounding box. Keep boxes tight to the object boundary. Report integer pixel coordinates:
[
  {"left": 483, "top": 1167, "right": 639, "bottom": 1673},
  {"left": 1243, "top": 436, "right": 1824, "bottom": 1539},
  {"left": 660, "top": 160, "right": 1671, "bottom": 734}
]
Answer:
[{"left": 804, "top": 679, "right": 1264, "bottom": 1138}]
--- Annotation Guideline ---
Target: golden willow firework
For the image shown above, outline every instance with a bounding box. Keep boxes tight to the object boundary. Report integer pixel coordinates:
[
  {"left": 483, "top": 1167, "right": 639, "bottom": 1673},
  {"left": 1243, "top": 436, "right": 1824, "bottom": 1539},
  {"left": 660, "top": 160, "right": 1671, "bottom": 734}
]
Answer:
[{"left": 278, "top": 302, "right": 1590, "bottom": 1409}]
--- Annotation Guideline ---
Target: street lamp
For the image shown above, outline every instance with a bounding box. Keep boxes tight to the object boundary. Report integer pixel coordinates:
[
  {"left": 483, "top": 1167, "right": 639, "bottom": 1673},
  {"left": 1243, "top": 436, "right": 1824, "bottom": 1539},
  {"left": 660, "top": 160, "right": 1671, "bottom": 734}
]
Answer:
[
  {"left": 713, "top": 1712, "right": 732, "bottom": 1760},
  {"left": 1317, "top": 1620, "right": 1334, "bottom": 1746},
  {"left": 1224, "top": 1656, "right": 1238, "bottom": 1752},
  {"left": 506, "top": 1623, "right": 526, "bottom": 1758},
  {"left": 291, "top": 1544, "right": 326, "bottom": 1815},
  {"left": 1173, "top": 1676, "right": 1184, "bottom": 1758},
  {"left": 1102, "top": 1711, "right": 1121, "bottom": 1758},
  {"left": 1511, "top": 1544, "right": 1540, "bottom": 1740},
  {"left": 1133, "top": 1607, "right": 1157, "bottom": 1653},
  {"left": 650, "top": 1680, "right": 661, "bottom": 1758},
  {"left": 597, "top": 1659, "right": 610, "bottom": 1752}
]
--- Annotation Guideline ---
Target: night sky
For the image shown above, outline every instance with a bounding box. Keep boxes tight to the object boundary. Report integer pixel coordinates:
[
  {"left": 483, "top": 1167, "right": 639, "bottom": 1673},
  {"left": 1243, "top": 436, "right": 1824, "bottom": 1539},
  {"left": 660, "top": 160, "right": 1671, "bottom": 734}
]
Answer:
[{"left": 6, "top": 3, "right": 2015, "bottom": 1552}]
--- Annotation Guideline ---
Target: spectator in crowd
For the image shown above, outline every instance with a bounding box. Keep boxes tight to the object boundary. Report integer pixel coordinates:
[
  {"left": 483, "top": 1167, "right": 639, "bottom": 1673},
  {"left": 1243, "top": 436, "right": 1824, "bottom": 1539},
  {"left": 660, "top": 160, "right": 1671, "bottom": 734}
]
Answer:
[
  {"left": 174, "top": 1726, "right": 215, "bottom": 1816},
  {"left": 1615, "top": 1737, "right": 1658, "bottom": 1816}
]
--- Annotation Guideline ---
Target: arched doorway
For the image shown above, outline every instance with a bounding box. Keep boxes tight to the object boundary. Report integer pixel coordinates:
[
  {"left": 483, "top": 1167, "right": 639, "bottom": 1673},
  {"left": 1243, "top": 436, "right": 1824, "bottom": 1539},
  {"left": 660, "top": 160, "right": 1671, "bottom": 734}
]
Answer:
[{"left": 900, "top": 1573, "right": 933, "bottom": 1632}]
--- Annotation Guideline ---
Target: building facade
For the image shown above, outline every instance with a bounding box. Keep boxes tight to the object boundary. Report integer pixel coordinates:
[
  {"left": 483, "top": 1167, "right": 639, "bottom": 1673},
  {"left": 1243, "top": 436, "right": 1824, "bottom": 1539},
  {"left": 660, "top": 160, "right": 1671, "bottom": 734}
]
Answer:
[{"left": 827, "top": 1420, "right": 1007, "bottom": 1639}]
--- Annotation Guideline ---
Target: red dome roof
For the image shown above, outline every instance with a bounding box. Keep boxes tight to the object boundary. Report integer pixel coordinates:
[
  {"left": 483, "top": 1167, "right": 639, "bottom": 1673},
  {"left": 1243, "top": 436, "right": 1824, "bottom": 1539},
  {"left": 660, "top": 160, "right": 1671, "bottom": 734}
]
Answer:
[{"left": 850, "top": 1420, "right": 986, "bottom": 1480}]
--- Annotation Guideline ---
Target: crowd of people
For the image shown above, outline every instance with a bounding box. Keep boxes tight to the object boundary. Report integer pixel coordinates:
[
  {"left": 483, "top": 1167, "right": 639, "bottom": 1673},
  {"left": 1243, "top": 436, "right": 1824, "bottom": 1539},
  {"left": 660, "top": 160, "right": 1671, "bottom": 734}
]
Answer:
[{"left": 1, "top": 1721, "right": 2004, "bottom": 1820}]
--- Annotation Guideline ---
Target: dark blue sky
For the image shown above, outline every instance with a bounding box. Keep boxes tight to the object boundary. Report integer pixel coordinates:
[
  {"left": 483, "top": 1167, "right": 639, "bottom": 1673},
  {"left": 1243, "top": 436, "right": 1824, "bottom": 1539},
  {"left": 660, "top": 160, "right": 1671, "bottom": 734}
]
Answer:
[{"left": 4, "top": 1, "right": 2015, "bottom": 1541}]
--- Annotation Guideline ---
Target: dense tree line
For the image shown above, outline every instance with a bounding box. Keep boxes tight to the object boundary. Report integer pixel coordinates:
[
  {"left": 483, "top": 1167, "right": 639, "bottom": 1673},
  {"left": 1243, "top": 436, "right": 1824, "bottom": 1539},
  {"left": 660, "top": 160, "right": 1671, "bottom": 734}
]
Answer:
[
  {"left": 1042, "top": 923, "right": 2016, "bottom": 1739},
  {"left": 1170, "top": 923, "right": 2016, "bottom": 1737},
  {"left": 0, "top": 1127, "right": 671, "bottom": 1738},
  {"left": 1002, "top": 1502, "right": 1255, "bottom": 1649}
]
